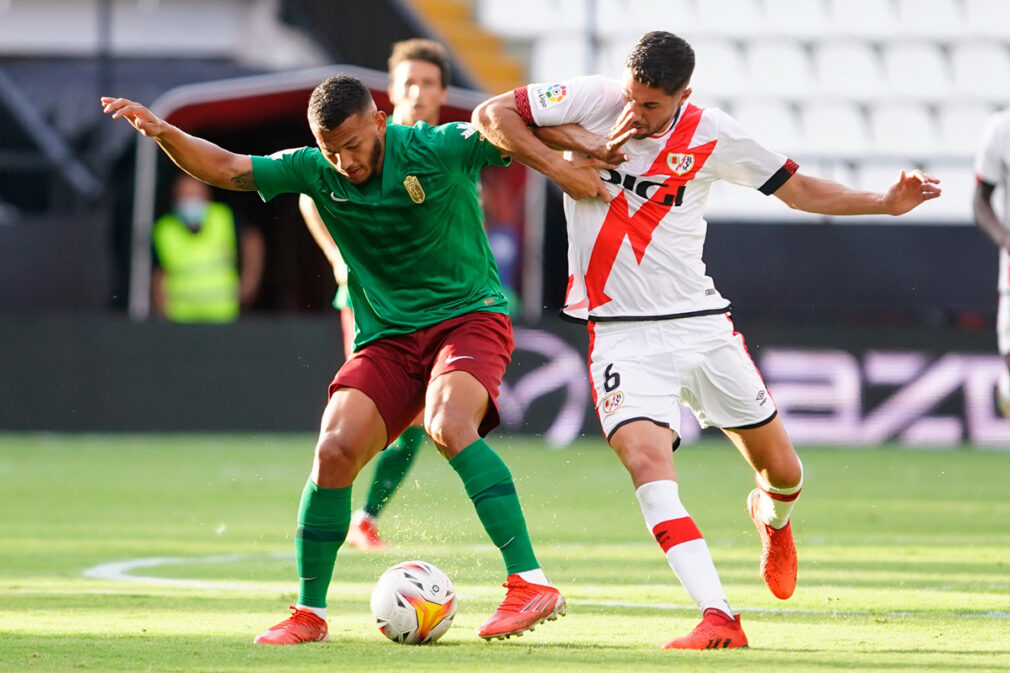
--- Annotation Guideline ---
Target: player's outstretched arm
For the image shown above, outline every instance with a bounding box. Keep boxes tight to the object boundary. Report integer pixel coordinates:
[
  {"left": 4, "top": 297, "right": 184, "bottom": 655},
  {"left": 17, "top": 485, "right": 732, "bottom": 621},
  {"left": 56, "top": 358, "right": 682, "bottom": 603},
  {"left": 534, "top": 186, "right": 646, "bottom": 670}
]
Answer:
[
  {"left": 973, "top": 180, "right": 1010, "bottom": 251},
  {"left": 101, "top": 97, "right": 255, "bottom": 191},
  {"left": 472, "top": 92, "right": 614, "bottom": 201},
  {"left": 773, "top": 170, "right": 941, "bottom": 216}
]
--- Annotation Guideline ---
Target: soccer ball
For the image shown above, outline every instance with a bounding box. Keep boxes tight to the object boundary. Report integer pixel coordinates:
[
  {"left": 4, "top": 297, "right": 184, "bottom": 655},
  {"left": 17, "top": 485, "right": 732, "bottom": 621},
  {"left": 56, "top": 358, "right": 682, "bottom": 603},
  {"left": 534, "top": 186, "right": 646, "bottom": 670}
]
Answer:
[{"left": 370, "top": 560, "right": 457, "bottom": 644}]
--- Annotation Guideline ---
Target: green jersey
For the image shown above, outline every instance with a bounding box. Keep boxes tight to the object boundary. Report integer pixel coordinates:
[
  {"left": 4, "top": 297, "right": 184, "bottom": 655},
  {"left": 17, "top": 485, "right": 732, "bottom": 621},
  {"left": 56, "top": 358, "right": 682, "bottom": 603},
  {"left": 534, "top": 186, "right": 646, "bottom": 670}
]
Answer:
[{"left": 252, "top": 121, "right": 510, "bottom": 349}]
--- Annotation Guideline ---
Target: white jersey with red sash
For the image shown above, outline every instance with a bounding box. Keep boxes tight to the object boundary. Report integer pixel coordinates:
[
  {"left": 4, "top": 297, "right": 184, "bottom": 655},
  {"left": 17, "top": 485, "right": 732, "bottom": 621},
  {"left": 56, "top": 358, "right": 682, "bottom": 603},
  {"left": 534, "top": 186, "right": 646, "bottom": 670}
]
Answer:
[{"left": 516, "top": 76, "right": 797, "bottom": 323}]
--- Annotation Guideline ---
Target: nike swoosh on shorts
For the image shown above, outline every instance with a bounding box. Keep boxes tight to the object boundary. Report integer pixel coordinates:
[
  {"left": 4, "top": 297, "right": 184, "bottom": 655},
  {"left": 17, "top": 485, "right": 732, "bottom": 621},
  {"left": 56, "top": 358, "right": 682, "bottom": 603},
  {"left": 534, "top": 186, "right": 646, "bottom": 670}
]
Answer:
[{"left": 445, "top": 355, "right": 475, "bottom": 364}]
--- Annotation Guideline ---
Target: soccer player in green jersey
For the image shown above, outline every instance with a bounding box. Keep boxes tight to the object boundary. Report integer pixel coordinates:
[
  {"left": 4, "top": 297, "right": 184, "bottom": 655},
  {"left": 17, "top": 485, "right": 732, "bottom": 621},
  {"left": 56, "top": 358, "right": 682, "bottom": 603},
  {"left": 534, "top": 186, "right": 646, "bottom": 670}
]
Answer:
[
  {"left": 299, "top": 39, "right": 452, "bottom": 552},
  {"left": 101, "top": 74, "right": 565, "bottom": 645}
]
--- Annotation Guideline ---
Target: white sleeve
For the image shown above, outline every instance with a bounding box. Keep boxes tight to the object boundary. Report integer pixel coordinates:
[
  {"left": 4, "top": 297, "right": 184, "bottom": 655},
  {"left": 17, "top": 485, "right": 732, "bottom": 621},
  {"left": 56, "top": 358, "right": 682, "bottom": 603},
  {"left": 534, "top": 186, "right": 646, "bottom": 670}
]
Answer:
[
  {"left": 521, "top": 75, "right": 624, "bottom": 128},
  {"left": 975, "top": 113, "right": 1007, "bottom": 186},
  {"left": 706, "top": 109, "right": 796, "bottom": 194}
]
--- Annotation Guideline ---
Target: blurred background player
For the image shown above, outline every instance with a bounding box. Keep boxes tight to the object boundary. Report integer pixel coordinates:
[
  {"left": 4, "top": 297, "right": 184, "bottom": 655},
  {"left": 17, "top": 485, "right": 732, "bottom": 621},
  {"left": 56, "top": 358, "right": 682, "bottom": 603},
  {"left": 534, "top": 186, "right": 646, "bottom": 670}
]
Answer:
[
  {"left": 152, "top": 173, "right": 263, "bottom": 323},
  {"left": 974, "top": 108, "right": 1010, "bottom": 418},
  {"left": 299, "top": 38, "right": 451, "bottom": 550},
  {"left": 474, "top": 30, "right": 940, "bottom": 650}
]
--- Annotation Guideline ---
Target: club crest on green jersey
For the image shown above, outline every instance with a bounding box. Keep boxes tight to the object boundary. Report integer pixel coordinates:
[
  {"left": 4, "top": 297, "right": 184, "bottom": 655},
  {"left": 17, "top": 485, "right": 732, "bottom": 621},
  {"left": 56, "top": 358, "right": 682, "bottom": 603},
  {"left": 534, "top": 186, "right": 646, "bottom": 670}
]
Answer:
[{"left": 403, "top": 175, "right": 425, "bottom": 204}]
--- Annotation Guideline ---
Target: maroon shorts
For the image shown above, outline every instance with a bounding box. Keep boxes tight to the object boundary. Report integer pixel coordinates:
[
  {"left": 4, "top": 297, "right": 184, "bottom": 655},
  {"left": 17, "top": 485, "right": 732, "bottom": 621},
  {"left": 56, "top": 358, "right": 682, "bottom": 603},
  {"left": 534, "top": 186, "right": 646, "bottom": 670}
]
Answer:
[{"left": 329, "top": 311, "right": 514, "bottom": 445}]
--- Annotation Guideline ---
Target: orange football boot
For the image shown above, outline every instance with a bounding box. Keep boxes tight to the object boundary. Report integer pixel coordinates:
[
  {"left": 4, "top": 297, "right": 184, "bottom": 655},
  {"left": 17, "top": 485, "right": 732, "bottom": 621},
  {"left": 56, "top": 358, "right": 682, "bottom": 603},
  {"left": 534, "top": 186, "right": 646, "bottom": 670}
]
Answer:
[
  {"left": 663, "top": 608, "right": 748, "bottom": 650},
  {"left": 253, "top": 606, "right": 328, "bottom": 645},
  {"left": 478, "top": 575, "right": 565, "bottom": 640},
  {"left": 748, "top": 488, "right": 798, "bottom": 599},
  {"left": 345, "top": 512, "right": 388, "bottom": 551}
]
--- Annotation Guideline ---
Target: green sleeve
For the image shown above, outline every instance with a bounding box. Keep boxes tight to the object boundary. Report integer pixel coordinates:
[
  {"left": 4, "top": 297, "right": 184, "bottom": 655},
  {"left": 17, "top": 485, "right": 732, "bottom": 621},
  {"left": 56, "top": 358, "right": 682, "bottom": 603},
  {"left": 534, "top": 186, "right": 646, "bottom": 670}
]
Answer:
[
  {"left": 427, "top": 122, "right": 511, "bottom": 174},
  {"left": 251, "top": 147, "right": 316, "bottom": 202}
]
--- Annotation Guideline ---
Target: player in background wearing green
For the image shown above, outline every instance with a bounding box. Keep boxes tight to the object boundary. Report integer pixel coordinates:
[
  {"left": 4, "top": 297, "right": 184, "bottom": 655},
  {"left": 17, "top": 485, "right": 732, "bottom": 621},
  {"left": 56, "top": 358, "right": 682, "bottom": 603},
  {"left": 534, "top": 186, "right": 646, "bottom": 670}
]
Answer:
[
  {"left": 299, "top": 39, "right": 451, "bottom": 551},
  {"left": 101, "top": 74, "right": 570, "bottom": 644}
]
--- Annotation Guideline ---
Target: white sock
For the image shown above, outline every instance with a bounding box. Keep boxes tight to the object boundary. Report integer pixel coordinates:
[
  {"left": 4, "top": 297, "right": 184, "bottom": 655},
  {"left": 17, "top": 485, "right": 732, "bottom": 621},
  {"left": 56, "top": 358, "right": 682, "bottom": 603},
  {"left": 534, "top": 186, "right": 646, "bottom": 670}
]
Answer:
[
  {"left": 297, "top": 604, "right": 326, "bottom": 620},
  {"left": 516, "top": 568, "right": 553, "bottom": 587},
  {"left": 999, "top": 369, "right": 1010, "bottom": 401},
  {"left": 754, "top": 460, "right": 804, "bottom": 530},
  {"left": 635, "top": 480, "right": 732, "bottom": 618}
]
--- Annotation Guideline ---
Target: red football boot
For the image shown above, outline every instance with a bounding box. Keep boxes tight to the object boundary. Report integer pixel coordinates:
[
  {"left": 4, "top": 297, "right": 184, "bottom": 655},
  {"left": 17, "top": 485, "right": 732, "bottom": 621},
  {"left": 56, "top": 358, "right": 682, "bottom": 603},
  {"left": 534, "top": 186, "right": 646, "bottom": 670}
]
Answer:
[
  {"left": 253, "top": 606, "right": 328, "bottom": 645},
  {"left": 478, "top": 575, "right": 565, "bottom": 640},
  {"left": 345, "top": 511, "right": 389, "bottom": 551},
  {"left": 663, "top": 608, "right": 748, "bottom": 650},
  {"left": 748, "top": 488, "right": 798, "bottom": 599}
]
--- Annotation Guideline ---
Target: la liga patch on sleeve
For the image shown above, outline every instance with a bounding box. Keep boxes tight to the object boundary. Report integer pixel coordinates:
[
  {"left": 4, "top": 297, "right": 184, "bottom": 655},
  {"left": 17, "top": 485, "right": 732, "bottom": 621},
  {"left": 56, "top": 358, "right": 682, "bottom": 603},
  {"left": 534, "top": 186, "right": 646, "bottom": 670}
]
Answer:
[{"left": 532, "top": 84, "right": 568, "bottom": 110}]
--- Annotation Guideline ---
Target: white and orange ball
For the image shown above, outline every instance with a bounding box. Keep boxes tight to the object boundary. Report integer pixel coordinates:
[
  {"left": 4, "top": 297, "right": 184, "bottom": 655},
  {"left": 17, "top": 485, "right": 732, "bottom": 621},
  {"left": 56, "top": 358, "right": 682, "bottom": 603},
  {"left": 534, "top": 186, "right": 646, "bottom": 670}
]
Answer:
[{"left": 370, "top": 560, "right": 457, "bottom": 644}]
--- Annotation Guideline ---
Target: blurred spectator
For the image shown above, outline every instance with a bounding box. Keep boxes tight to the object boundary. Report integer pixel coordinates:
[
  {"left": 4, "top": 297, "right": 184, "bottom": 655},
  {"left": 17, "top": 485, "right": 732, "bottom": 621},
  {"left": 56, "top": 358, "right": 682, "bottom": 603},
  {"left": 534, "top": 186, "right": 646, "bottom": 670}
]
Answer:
[{"left": 152, "top": 174, "right": 264, "bottom": 322}]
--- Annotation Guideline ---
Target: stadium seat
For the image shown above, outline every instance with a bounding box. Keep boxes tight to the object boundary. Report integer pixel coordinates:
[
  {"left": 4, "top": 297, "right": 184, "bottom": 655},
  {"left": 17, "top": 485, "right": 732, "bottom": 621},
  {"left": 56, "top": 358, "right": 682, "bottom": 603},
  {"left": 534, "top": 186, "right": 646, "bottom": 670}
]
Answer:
[
  {"left": 800, "top": 100, "right": 871, "bottom": 158},
  {"left": 688, "top": 38, "right": 750, "bottom": 99},
  {"left": 964, "top": 0, "right": 1010, "bottom": 40},
  {"left": 597, "top": 34, "right": 638, "bottom": 80},
  {"left": 744, "top": 39, "right": 816, "bottom": 100},
  {"left": 528, "top": 35, "right": 592, "bottom": 82},
  {"left": 795, "top": 158, "right": 858, "bottom": 189},
  {"left": 920, "top": 159, "right": 977, "bottom": 224},
  {"left": 475, "top": 0, "right": 589, "bottom": 37},
  {"left": 812, "top": 39, "right": 886, "bottom": 102},
  {"left": 762, "top": 0, "right": 832, "bottom": 40},
  {"left": 880, "top": 41, "right": 952, "bottom": 103},
  {"left": 937, "top": 101, "right": 996, "bottom": 157},
  {"left": 950, "top": 41, "right": 1010, "bottom": 102},
  {"left": 693, "top": 0, "right": 766, "bottom": 39},
  {"left": 707, "top": 179, "right": 811, "bottom": 222},
  {"left": 827, "top": 0, "right": 899, "bottom": 40},
  {"left": 868, "top": 100, "right": 939, "bottom": 158},
  {"left": 853, "top": 160, "right": 910, "bottom": 192},
  {"left": 732, "top": 99, "right": 803, "bottom": 155},
  {"left": 593, "top": 0, "right": 697, "bottom": 39},
  {"left": 893, "top": 0, "right": 966, "bottom": 41}
]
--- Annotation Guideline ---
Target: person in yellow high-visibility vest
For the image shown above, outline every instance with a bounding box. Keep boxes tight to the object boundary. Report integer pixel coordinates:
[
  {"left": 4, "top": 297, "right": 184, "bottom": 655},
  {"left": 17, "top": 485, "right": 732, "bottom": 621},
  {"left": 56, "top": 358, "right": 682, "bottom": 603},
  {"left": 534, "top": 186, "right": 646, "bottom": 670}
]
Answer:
[{"left": 152, "top": 174, "right": 263, "bottom": 322}]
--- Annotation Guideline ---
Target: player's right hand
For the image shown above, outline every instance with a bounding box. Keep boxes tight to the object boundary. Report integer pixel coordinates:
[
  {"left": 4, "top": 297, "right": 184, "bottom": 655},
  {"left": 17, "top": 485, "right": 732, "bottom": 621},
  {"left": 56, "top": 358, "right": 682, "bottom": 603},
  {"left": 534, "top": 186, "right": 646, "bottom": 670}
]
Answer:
[
  {"left": 100, "top": 97, "right": 167, "bottom": 137},
  {"left": 559, "top": 155, "right": 617, "bottom": 203}
]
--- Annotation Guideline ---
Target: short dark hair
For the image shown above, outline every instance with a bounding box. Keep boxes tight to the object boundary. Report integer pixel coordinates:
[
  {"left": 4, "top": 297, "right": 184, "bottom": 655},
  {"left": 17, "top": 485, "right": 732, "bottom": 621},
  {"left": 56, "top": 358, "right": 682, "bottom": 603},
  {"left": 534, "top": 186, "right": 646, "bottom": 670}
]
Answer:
[
  {"left": 387, "top": 38, "right": 451, "bottom": 88},
  {"left": 626, "top": 31, "right": 695, "bottom": 95},
  {"left": 308, "top": 75, "right": 374, "bottom": 131}
]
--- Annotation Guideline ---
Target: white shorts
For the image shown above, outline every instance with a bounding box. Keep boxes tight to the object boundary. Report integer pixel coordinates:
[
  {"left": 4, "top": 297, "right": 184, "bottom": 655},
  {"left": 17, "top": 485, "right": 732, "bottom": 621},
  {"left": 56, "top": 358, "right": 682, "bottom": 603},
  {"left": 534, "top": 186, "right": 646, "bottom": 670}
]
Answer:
[
  {"left": 999, "top": 292, "right": 1010, "bottom": 356},
  {"left": 587, "top": 313, "right": 776, "bottom": 441}
]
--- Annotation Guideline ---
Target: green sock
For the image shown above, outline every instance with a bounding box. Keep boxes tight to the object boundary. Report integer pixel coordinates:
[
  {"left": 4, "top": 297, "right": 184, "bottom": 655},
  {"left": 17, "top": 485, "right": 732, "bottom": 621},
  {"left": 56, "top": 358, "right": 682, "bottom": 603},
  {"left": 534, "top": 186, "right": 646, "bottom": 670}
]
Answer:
[
  {"left": 449, "top": 439, "right": 539, "bottom": 575},
  {"left": 295, "top": 479, "right": 351, "bottom": 608},
  {"left": 362, "top": 425, "right": 425, "bottom": 518}
]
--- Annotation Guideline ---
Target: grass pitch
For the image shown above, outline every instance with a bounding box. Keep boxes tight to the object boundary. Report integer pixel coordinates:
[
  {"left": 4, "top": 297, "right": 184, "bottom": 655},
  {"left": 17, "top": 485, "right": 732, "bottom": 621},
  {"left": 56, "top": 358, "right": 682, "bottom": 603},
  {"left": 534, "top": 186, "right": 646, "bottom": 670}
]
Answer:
[{"left": 1, "top": 433, "right": 1008, "bottom": 672}]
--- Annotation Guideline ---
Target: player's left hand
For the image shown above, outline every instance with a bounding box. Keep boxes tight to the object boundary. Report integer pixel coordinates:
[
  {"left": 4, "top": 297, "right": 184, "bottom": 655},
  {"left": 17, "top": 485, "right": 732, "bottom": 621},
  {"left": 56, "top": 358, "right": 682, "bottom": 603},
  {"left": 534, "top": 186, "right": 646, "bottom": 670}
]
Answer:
[
  {"left": 593, "top": 103, "right": 636, "bottom": 165},
  {"left": 883, "top": 170, "right": 942, "bottom": 215}
]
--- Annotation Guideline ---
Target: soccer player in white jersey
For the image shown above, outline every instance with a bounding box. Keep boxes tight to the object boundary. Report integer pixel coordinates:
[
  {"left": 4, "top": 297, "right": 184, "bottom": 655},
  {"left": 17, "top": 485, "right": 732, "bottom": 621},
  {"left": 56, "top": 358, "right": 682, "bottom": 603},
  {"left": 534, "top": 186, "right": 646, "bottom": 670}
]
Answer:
[
  {"left": 974, "top": 109, "right": 1010, "bottom": 417},
  {"left": 473, "top": 31, "right": 941, "bottom": 649}
]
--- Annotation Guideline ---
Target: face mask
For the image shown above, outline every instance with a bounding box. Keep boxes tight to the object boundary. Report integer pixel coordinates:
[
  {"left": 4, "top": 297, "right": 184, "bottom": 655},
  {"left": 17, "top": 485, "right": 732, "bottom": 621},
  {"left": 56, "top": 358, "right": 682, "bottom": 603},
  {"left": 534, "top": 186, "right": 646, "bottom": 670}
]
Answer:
[{"left": 175, "top": 198, "right": 208, "bottom": 230}]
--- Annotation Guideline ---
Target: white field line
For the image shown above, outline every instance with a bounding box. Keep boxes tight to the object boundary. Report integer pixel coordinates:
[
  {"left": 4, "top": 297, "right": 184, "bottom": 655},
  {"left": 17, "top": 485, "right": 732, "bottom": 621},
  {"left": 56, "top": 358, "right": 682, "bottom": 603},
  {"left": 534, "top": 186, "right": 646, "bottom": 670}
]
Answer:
[{"left": 79, "top": 553, "right": 1010, "bottom": 620}]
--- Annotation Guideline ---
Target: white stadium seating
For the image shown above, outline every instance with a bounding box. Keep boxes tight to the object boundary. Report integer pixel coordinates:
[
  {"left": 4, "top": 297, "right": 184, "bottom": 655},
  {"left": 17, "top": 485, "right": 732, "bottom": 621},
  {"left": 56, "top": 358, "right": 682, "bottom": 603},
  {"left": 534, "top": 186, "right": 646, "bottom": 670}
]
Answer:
[
  {"left": 732, "top": 99, "right": 804, "bottom": 155},
  {"left": 880, "top": 41, "right": 953, "bottom": 103},
  {"left": 801, "top": 100, "right": 872, "bottom": 158},
  {"left": 812, "top": 40, "right": 886, "bottom": 102},
  {"left": 474, "top": 0, "right": 1010, "bottom": 224}
]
